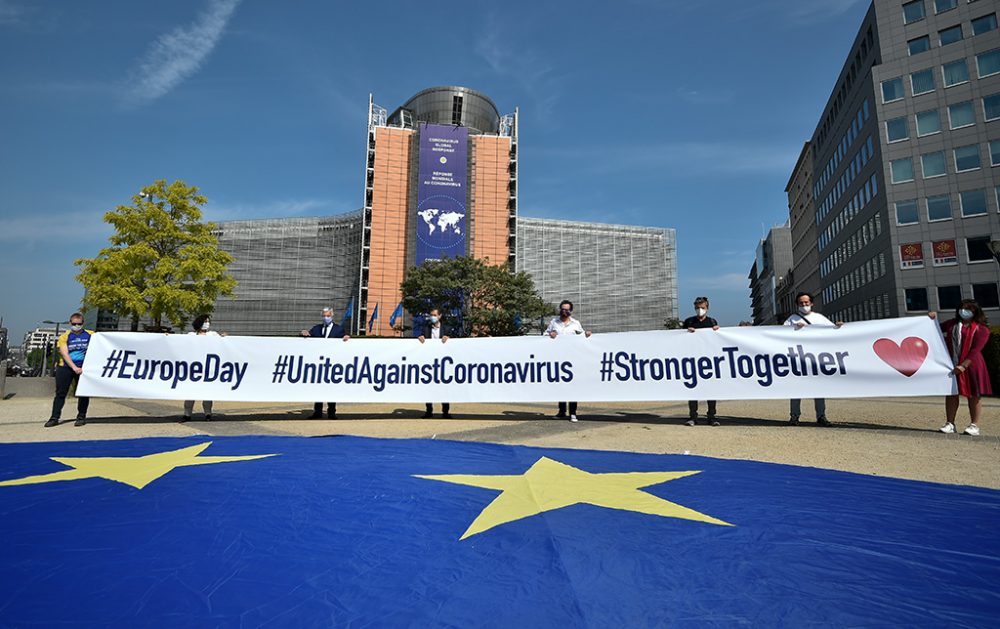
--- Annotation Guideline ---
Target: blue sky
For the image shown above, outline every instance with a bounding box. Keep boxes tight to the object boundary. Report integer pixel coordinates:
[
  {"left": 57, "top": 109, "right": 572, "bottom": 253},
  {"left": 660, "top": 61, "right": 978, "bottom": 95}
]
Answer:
[{"left": 0, "top": 0, "right": 872, "bottom": 342}]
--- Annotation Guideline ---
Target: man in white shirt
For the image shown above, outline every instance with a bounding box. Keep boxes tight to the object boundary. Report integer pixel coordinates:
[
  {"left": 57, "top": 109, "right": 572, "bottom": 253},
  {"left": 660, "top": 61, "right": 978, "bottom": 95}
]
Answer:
[
  {"left": 784, "top": 292, "right": 843, "bottom": 426},
  {"left": 545, "top": 300, "right": 591, "bottom": 422}
]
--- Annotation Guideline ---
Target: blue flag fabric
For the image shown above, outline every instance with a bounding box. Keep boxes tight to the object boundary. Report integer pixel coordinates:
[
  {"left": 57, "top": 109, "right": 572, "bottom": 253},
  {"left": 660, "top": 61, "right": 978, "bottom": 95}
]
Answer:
[
  {"left": 389, "top": 302, "right": 403, "bottom": 328},
  {"left": 367, "top": 302, "right": 379, "bottom": 333},
  {"left": 1, "top": 435, "right": 999, "bottom": 626},
  {"left": 341, "top": 297, "right": 354, "bottom": 328}
]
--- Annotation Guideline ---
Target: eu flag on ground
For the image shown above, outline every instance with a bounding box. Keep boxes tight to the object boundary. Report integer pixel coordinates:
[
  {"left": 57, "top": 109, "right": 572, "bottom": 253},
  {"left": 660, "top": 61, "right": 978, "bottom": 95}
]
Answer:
[
  {"left": 389, "top": 302, "right": 403, "bottom": 328},
  {"left": 341, "top": 297, "right": 354, "bottom": 328},
  {"left": 1, "top": 435, "right": 998, "bottom": 626},
  {"left": 367, "top": 302, "right": 379, "bottom": 333}
]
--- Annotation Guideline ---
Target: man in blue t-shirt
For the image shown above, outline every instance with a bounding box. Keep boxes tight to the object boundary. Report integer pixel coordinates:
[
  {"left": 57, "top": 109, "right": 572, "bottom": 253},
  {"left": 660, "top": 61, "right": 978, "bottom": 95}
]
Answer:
[{"left": 45, "top": 312, "right": 93, "bottom": 427}]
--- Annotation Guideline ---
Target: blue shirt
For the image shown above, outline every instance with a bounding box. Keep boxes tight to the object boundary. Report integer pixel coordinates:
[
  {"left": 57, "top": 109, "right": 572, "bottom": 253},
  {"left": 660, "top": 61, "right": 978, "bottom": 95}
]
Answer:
[{"left": 58, "top": 329, "right": 93, "bottom": 367}]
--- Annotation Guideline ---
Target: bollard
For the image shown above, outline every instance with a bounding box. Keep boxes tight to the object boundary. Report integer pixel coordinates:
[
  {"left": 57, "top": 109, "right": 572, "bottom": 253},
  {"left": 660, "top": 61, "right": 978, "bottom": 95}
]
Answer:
[{"left": 0, "top": 360, "right": 6, "bottom": 401}]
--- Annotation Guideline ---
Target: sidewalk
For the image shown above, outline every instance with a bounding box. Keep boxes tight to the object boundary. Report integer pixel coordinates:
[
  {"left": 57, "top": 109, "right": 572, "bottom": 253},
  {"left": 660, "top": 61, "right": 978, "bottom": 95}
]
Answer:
[{"left": 1, "top": 393, "right": 997, "bottom": 489}]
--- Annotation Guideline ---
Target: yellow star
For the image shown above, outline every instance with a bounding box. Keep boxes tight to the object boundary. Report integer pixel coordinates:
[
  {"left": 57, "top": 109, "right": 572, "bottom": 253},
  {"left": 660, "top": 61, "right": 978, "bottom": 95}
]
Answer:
[
  {"left": 416, "top": 456, "right": 732, "bottom": 539},
  {"left": 0, "top": 442, "right": 277, "bottom": 490}
]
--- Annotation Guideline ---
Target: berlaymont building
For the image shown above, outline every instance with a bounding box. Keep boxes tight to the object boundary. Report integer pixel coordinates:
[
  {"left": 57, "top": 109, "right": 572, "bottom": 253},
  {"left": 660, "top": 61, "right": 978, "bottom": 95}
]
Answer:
[{"left": 207, "top": 86, "right": 677, "bottom": 336}]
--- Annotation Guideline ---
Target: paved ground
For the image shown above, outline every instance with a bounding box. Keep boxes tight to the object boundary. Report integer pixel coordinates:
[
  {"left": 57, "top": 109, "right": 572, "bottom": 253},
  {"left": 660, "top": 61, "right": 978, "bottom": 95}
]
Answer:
[{"left": 3, "top": 391, "right": 998, "bottom": 489}]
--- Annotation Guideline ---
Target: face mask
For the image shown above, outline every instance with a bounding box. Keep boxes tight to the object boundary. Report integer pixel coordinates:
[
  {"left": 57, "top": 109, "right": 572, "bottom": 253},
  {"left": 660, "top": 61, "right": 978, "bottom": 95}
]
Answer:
[
  {"left": 428, "top": 315, "right": 439, "bottom": 324},
  {"left": 560, "top": 309, "right": 571, "bottom": 318},
  {"left": 323, "top": 316, "right": 333, "bottom": 324},
  {"left": 695, "top": 308, "right": 707, "bottom": 317},
  {"left": 959, "top": 309, "right": 974, "bottom": 320},
  {"left": 70, "top": 324, "right": 83, "bottom": 332},
  {"left": 798, "top": 305, "right": 812, "bottom": 315},
  {"left": 201, "top": 321, "right": 211, "bottom": 331}
]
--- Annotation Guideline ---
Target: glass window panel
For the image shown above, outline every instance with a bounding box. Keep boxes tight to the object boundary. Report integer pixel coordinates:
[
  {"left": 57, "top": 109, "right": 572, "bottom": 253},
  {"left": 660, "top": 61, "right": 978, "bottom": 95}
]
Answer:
[
  {"left": 937, "top": 286, "right": 962, "bottom": 310},
  {"left": 915, "top": 110, "right": 940, "bottom": 136},
  {"left": 905, "top": 288, "right": 929, "bottom": 311},
  {"left": 904, "top": 1, "right": 925, "bottom": 24},
  {"left": 991, "top": 141, "right": 1000, "bottom": 166},
  {"left": 961, "top": 190, "right": 988, "bottom": 216},
  {"left": 881, "top": 78, "right": 904, "bottom": 102},
  {"left": 910, "top": 69, "right": 935, "bottom": 94},
  {"left": 927, "top": 194, "right": 952, "bottom": 221},
  {"left": 895, "top": 199, "right": 920, "bottom": 224},
  {"left": 922, "top": 151, "right": 946, "bottom": 177},
  {"left": 891, "top": 158, "right": 914, "bottom": 183},
  {"left": 934, "top": 0, "right": 956, "bottom": 13},
  {"left": 942, "top": 59, "right": 969, "bottom": 86},
  {"left": 983, "top": 93, "right": 1000, "bottom": 121},
  {"left": 908, "top": 36, "right": 931, "bottom": 55},
  {"left": 973, "top": 283, "right": 1000, "bottom": 308},
  {"left": 967, "top": 236, "right": 993, "bottom": 261},
  {"left": 973, "top": 14, "right": 998, "bottom": 36},
  {"left": 887, "top": 117, "right": 909, "bottom": 142},
  {"left": 978, "top": 49, "right": 1000, "bottom": 77},
  {"left": 954, "top": 145, "right": 981, "bottom": 172},
  {"left": 939, "top": 25, "right": 963, "bottom": 46},
  {"left": 949, "top": 101, "right": 975, "bottom": 128}
]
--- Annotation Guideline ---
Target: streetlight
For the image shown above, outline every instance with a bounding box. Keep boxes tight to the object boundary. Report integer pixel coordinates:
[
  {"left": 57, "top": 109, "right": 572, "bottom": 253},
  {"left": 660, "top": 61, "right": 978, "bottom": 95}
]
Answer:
[{"left": 42, "top": 319, "right": 66, "bottom": 377}]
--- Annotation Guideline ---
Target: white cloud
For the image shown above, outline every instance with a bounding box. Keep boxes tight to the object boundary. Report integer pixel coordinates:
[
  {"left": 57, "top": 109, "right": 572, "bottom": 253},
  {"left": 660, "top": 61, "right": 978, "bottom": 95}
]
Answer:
[
  {"left": 122, "top": 0, "right": 242, "bottom": 107},
  {"left": 204, "top": 198, "right": 346, "bottom": 222}
]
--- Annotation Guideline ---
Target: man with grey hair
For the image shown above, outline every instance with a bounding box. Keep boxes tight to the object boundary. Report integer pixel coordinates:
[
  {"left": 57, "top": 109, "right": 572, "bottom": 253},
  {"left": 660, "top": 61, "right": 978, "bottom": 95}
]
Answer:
[{"left": 301, "top": 307, "right": 349, "bottom": 418}]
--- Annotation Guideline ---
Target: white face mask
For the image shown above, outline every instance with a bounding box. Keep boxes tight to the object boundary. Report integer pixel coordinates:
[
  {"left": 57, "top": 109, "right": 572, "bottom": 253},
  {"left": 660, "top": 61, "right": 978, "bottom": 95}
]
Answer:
[
  {"left": 695, "top": 308, "right": 707, "bottom": 317},
  {"left": 959, "top": 309, "right": 974, "bottom": 320},
  {"left": 428, "top": 315, "right": 440, "bottom": 324},
  {"left": 798, "top": 305, "right": 812, "bottom": 315},
  {"left": 70, "top": 323, "right": 83, "bottom": 332},
  {"left": 201, "top": 321, "right": 211, "bottom": 331}
]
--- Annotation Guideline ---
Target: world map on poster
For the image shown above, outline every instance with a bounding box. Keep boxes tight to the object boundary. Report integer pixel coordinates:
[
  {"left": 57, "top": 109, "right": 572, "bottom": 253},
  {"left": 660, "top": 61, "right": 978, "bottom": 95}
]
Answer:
[{"left": 418, "top": 208, "right": 465, "bottom": 237}]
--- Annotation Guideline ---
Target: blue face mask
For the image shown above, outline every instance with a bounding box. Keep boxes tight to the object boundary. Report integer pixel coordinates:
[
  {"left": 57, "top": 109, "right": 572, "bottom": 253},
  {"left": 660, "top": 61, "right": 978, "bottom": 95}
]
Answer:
[
  {"left": 959, "top": 309, "right": 974, "bottom": 320},
  {"left": 428, "top": 315, "right": 440, "bottom": 324},
  {"left": 323, "top": 316, "right": 333, "bottom": 324}
]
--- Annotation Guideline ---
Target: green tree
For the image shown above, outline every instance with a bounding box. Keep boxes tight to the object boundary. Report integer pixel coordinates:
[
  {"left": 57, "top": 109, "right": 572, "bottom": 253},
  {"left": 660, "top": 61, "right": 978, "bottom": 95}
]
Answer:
[
  {"left": 76, "top": 179, "right": 236, "bottom": 331},
  {"left": 664, "top": 317, "right": 682, "bottom": 330},
  {"left": 400, "top": 256, "right": 552, "bottom": 337},
  {"left": 26, "top": 347, "right": 46, "bottom": 369}
]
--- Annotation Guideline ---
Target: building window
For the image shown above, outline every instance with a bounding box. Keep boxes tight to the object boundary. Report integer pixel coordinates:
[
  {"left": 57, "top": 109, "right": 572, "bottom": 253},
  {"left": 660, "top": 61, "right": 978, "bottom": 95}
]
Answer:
[
  {"left": 922, "top": 151, "right": 947, "bottom": 177},
  {"left": 891, "top": 158, "right": 915, "bottom": 183},
  {"left": 961, "top": 190, "right": 989, "bottom": 216},
  {"left": 939, "top": 25, "right": 963, "bottom": 46},
  {"left": 973, "top": 13, "right": 998, "bottom": 36},
  {"left": 904, "top": 0, "right": 926, "bottom": 24},
  {"left": 942, "top": 59, "right": 969, "bottom": 86},
  {"left": 934, "top": 0, "right": 957, "bottom": 13},
  {"left": 948, "top": 101, "right": 975, "bottom": 128},
  {"left": 933, "top": 239, "right": 959, "bottom": 266},
  {"left": 882, "top": 78, "right": 905, "bottom": 102},
  {"left": 973, "top": 283, "right": 1000, "bottom": 308},
  {"left": 967, "top": 236, "right": 994, "bottom": 262},
  {"left": 984, "top": 93, "right": 1000, "bottom": 121},
  {"left": 954, "top": 145, "right": 982, "bottom": 172},
  {"left": 992, "top": 142, "right": 1000, "bottom": 167},
  {"left": 916, "top": 109, "right": 941, "bottom": 135},
  {"left": 938, "top": 286, "right": 963, "bottom": 310},
  {"left": 911, "top": 68, "right": 935, "bottom": 95},
  {"left": 905, "top": 288, "right": 929, "bottom": 312},
  {"left": 978, "top": 49, "right": 1000, "bottom": 78},
  {"left": 886, "top": 117, "right": 909, "bottom": 142},
  {"left": 927, "top": 194, "right": 952, "bottom": 221},
  {"left": 908, "top": 36, "right": 931, "bottom": 55},
  {"left": 896, "top": 199, "right": 920, "bottom": 225}
]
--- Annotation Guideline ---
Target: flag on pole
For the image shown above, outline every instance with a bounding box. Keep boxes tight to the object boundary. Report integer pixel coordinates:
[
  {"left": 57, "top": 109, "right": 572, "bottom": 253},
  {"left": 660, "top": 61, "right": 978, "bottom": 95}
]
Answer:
[
  {"left": 368, "top": 303, "right": 379, "bottom": 333},
  {"left": 342, "top": 298, "right": 354, "bottom": 328},
  {"left": 389, "top": 303, "right": 404, "bottom": 328}
]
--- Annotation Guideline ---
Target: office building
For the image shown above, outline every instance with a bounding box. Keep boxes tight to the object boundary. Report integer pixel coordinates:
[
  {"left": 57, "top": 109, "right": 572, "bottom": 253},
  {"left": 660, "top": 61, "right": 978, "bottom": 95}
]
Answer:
[{"left": 749, "top": 224, "right": 793, "bottom": 324}]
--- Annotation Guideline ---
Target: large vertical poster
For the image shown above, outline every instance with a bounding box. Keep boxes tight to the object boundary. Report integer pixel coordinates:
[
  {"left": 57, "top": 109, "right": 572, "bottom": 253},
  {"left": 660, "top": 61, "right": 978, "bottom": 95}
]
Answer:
[{"left": 416, "top": 123, "right": 468, "bottom": 264}]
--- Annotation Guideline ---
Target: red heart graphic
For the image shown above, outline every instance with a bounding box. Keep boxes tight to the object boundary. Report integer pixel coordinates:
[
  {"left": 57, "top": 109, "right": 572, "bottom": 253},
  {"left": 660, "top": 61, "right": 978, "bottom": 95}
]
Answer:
[{"left": 872, "top": 337, "right": 928, "bottom": 377}]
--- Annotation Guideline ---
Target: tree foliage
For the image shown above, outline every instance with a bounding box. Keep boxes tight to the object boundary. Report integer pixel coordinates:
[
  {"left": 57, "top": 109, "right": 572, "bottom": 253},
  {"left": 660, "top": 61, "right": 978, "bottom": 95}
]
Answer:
[
  {"left": 399, "top": 257, "right": 552, "bottom": 337},
  {"left": 75, "top": 179, "right": 236, "bottom": 331}
]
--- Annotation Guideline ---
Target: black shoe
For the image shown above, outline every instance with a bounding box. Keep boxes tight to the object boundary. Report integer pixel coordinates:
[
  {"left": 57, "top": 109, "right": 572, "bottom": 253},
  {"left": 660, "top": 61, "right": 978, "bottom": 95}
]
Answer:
[
  {"left": 817, "top": 416, "right": 832, "bottom": 427},
  {"left": 204, "top": 414, "right": 212, "bottom": 421},
  {"left": 44, "top": 418, "right": 58, "bottom": 428},
  {"left": 327, "top": 412, "right": 337, "bottom": 419},
  {"left": 555, "top": 412, "right": 566, "bottom": 419},
  {"left": 74, "top": 417, "right": 86, "bottom": 427},
  {"left": 180, "top": 415, "right": 191, "bottom": 423},
  {"left": 422, "top": 411, "right": 433, "bottom": 419},
  {"left": 442, "top": 412, "right": 453, "bottom": 419},
  {"left": 788, "top": 417, "right": 800, "bottom": 425},
  {"left": 709, "top": 416, "right": 720, "bottom": 427},
  {"left": 308, "top": 412, "right": 323, "bottom": 419}
]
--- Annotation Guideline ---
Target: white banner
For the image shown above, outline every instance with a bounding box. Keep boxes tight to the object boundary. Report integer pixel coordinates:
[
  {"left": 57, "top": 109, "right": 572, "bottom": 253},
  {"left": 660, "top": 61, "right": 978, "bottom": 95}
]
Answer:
[{"left": 77, "top": 317, "right": 957, "bottom": 403}]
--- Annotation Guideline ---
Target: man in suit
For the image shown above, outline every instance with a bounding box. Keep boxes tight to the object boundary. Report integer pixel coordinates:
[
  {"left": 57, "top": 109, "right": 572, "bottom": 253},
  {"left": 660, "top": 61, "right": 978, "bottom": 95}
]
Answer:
[
  {"left": 416, "top": 307, "right": 460, "bottom": 418},
  {"left": 300, "top": 307, "right": 350, "bottom": 418}
]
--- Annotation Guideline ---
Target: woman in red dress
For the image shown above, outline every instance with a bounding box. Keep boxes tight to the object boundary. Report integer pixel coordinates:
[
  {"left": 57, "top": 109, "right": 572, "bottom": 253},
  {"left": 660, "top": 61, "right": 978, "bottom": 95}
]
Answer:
[{"left": 932, "top": 300, "right": 992, "bottom": 436}]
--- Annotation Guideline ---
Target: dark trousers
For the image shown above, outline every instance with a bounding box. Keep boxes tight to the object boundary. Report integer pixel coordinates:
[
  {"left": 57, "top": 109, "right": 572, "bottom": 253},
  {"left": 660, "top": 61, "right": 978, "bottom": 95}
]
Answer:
[
  {"left": 313, "top": 402, "right": 337, "bottom": 417},
  {"left": 688, "top": 400, "right": 717, "bottom": 418},
  {"left": 425, "top": 403, "right": 450, "bottom": 415},
  {"left": 50, "top": 365, "right": 90, "bottom": 420},
  {"left": 558, "top": 402, "right": 578, "bottom": 416}
]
